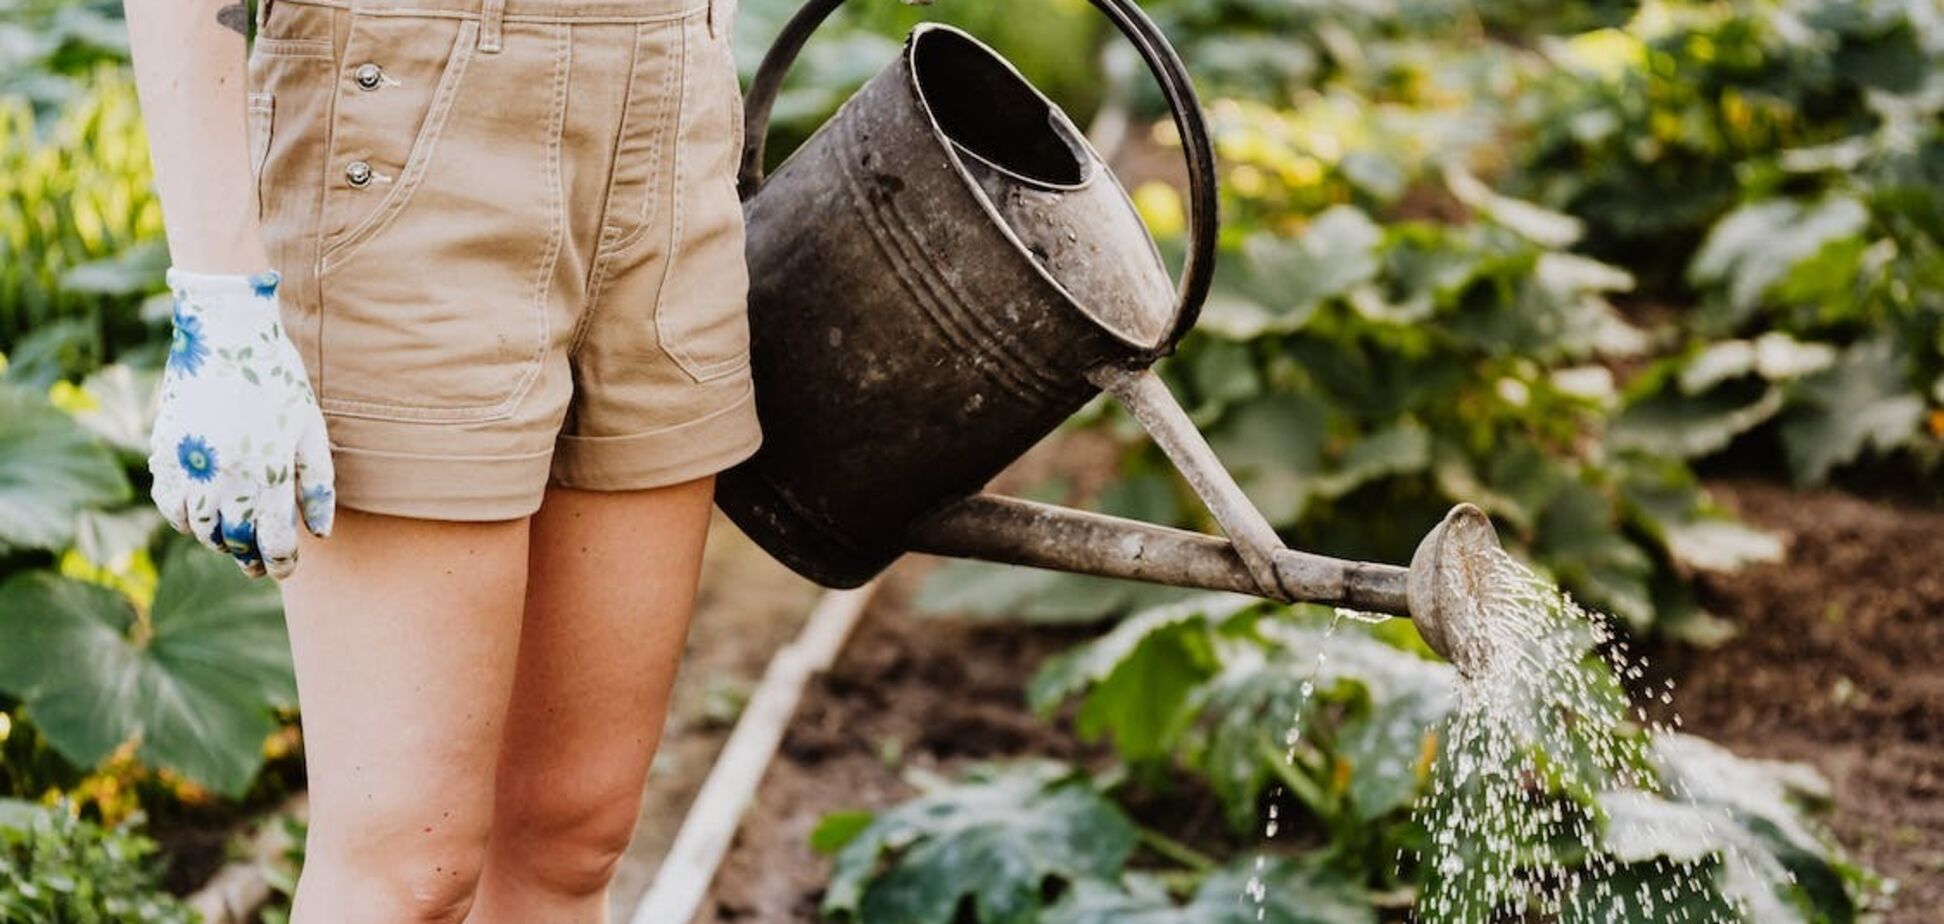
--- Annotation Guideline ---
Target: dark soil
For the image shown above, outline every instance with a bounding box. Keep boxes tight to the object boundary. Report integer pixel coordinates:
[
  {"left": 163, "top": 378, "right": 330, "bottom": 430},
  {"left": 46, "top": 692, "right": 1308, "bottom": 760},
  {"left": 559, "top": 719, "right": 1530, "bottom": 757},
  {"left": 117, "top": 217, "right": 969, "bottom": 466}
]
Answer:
[
  {"left": 697, "top": 562, "right": 1104, "bottom": 923},
  {"left": 696, "top": 475, "right": 1942, "bottom": 923}
]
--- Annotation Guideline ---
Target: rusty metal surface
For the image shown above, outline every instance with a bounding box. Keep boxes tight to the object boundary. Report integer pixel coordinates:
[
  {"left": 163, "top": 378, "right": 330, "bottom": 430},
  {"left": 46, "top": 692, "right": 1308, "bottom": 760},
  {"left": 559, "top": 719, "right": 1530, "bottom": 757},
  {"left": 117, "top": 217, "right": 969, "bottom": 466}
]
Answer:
[
  {"left": 716, "top": 26, "right": 1133, "bottom": 587},
  {"left": 907, "top": 495, "right": 1414, "bottom": 617}
]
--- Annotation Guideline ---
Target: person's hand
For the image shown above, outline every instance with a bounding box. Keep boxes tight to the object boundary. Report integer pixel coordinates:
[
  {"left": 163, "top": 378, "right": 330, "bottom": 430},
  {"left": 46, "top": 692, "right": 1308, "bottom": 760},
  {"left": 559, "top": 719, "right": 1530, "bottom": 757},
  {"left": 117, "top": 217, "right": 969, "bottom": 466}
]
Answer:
[{"left": 148, "top": 267, "right": 336, "bottom": 578}]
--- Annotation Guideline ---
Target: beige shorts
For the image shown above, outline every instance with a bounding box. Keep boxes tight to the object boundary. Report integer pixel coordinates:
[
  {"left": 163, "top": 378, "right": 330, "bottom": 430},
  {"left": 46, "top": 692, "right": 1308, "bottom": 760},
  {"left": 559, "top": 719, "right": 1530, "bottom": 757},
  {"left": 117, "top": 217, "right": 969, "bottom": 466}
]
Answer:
[{"left": 246, "top": 0, "right": 761, "bottom": 521}]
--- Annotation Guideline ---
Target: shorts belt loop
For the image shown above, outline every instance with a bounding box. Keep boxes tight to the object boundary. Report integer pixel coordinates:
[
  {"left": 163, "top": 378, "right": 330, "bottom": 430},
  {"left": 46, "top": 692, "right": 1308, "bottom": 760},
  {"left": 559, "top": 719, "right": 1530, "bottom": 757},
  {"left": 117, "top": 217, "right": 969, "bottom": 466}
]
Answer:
[{"left": 479, "top": 0, "right": 506, "bottom": 53}]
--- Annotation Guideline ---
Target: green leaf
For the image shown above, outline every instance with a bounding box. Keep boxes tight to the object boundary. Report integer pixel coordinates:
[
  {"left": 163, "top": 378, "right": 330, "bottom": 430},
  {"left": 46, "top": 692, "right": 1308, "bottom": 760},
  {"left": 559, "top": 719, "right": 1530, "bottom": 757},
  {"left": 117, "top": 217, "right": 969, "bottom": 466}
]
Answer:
[
  {"left": 1199, "top": 208, "right": 1382, "bottom": 339},
  {"left": 1611, "top": 379, "right": 1787, "bottom": 458},
  {"left": 1444, "top": 166, "right": 1583, "bottom": 248},
  {"left": 71, "top": 505, "right": 162, "bottom": 570},
  {"left": 1689, "top": 198, "right": 1870, "bottom": 316},
  {"left": 1206, "top": 393, "right": 1330, "bottom": 525},
  {"left": 0, "top": 537, "right": 292, "bottom": 795},
  {"left": 1069, "top": 618, "right": 1219, "bottom": 761},
  {"left": 1043, "top": 858, "right": 1376, "bottom": 924},
  {"left": 1192, "top": 622, "right": 1455, "bottom": 830},
  {"left": 64, "top": 364, "right": 159, "bottom": 456},
  {"left": 56, "top": 240, "right": 169, "bottom": 297},
  {"left": 1661, "top": 519, "right": 1785, "bottom": 573},
  {"left": 1778, "top": 339, "right": 1927, "bottom": 484},
  {"left": 811, "top": 810, "right": 876, "bottom": 855},
  {"left": 1028, "top": 594, "right": 1254, "bottom": 716},
  {"left": 0, "top": 381, "right": 130, "bottom": 552},
  {"left": 1310, "top": 422, "right": 1433, "bottom": 501},
  {"left": 822, "top": 762, "right": 1138, "bottom": 924}
]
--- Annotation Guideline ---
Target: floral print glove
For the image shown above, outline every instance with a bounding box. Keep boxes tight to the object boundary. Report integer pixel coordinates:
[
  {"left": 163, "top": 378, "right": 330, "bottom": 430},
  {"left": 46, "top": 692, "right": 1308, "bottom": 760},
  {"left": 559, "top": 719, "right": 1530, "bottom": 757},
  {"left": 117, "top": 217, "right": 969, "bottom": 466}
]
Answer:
[{"left": 148, "top": 267, "right": 336, "bottom": 579}]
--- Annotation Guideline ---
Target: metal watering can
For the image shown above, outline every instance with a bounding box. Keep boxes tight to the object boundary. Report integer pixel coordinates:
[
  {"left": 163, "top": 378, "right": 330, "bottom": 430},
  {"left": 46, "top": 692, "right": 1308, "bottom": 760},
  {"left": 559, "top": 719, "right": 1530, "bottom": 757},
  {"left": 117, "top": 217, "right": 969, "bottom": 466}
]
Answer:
[{"left": 716, "top": 0, "right": 1501, "bottom": 672}]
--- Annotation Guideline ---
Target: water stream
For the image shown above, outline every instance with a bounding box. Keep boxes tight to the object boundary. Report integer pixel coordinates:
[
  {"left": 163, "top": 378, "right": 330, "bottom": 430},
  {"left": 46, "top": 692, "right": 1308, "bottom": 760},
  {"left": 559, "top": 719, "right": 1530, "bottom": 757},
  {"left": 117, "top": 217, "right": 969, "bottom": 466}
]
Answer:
[{"left": 1250, "top": 547, "right": 1789, "bottom": 922}]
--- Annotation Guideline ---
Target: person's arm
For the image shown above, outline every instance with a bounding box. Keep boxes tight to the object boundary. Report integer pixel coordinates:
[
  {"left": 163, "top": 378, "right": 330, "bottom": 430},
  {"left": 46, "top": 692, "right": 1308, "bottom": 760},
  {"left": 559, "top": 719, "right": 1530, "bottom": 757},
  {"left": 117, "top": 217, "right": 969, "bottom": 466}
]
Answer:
[
  {"left": 123, "top": 1, "right": 267, "bottom": 273},
  {"left": 125, "top": 1, "right": 337, "bottom": 579}
]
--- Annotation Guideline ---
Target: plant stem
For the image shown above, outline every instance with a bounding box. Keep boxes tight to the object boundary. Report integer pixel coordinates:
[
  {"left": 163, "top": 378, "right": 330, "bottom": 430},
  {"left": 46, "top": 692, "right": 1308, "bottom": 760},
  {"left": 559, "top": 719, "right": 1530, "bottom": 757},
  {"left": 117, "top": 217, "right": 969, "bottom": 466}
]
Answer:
[{"left": 1137, "top": 824, "right": 1218, "bottom": 873}]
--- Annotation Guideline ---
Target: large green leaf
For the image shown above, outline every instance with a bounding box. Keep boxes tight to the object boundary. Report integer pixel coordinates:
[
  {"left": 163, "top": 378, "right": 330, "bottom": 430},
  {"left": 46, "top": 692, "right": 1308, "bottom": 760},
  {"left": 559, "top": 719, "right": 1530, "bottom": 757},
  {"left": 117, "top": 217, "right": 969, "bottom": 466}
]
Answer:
[
  {"left": 1610, "top": 379, "right": 1787, "bottom": 458},
  {"left": 0, "top": 381, "right": 129, "bottom": 552},
  {"left": 1778, "top": 339, "right": 1927, "bottom": 484},
  {"left": 1044, "top": 859, "right": 1375, "bottom": 924},
  {"left": 822, "top": 762, "right": 1138, "bottom": 924},
  {"left": 1689, "top": 198, "right": 1870, "bottom": 317},
  {"left": 63, "top": 363, "right": 159, "bottom": 456},
  {"left": 1206, "top": 393, "right": 1330, "bottom": 524},
  {"left": 1590, "top": 734, "right": 1861, "bottom": 923},
  {"left": 1199, "top": 208, "right": 1382, "bottom": 339},
  {"left": 0, "top": 537, "right": 292, "bottom": 796}
]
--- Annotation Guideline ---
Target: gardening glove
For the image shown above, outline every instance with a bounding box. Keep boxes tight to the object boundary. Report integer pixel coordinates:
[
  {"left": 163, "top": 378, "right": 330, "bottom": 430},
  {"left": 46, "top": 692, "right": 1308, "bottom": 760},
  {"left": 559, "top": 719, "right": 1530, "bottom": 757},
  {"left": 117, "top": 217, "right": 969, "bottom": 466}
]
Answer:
[{"left": 148, "top": 267, "right": 336, "bottom": 579}]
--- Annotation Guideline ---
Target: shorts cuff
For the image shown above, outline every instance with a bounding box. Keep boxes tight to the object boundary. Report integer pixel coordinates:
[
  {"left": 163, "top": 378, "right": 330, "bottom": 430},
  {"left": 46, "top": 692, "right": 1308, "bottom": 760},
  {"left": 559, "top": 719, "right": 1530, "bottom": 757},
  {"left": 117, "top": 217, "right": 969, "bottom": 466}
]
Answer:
[
  {"left": 331, "top": 443, "right": 555, "bottom": 521},
  {"left": 549, "top": 384, "right": 763, "bottom": 490}
]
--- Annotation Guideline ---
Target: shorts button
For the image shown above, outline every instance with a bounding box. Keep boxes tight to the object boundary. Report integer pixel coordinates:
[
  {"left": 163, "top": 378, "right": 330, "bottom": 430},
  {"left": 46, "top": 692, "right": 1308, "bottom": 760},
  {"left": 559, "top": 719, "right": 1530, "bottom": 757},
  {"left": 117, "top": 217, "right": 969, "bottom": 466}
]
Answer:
[
  {"left": 354, "top": 62, "right": 384, "bottom": 90},
  {"left": 344, "top": 160, "right": 373, "bottom": 187}
]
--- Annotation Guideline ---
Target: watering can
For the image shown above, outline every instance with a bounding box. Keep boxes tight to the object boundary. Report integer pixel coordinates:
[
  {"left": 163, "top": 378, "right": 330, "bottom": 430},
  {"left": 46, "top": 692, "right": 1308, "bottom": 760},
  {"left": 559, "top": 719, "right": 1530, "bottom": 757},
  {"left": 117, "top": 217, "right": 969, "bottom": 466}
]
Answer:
[{"left": 715, "top": 0, "right": 1501, "bottom": 672}]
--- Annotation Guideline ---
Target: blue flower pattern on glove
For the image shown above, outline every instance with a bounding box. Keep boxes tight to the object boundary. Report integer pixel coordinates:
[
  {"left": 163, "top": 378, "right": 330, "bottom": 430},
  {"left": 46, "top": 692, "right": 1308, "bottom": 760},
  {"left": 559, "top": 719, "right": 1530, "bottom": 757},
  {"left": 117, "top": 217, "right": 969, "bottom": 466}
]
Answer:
[
  {"left": 218, "top": 516, "right": 262, "bottom": 566},
  {"left": 176, "top": 434, "right": 219, "bottom": 482},
  {"left": 250, "top": 271, "right": 280, "bottom": 299},
  {"left": 148, "top": 267, "right": 335, "bottom": 580},
  {"left": 168, "top": 309, "right": 209, "bottom": 376},
  {"left": 301, "top": 482, "right": 336, "bottom": 536}
]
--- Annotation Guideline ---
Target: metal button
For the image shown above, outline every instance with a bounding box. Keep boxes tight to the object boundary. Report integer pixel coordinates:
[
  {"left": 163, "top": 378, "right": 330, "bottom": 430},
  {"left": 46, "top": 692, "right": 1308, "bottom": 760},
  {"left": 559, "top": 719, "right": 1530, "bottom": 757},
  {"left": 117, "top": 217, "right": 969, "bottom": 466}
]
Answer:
[
  {"left": 354, "top": 63, "right": 383, "bottom": 90},
  {"left": 344, "top": 160, "right": 373, "bottom": 187}
]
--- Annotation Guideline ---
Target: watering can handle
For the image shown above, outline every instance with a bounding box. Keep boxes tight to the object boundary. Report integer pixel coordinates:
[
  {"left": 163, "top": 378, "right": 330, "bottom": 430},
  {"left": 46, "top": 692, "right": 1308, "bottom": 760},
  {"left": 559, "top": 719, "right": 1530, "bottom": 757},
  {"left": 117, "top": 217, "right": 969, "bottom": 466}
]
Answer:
[{"left": 736, "top": 0, "right": 1219, "bottom": 354}]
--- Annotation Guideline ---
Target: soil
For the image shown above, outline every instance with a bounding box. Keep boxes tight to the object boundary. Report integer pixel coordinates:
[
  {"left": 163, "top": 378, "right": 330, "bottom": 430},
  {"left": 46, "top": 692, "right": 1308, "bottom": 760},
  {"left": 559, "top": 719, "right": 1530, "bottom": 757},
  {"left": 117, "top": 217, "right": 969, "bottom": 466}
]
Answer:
[{"left": 693, "top": 476, "right": 1942, "bottom": 923}]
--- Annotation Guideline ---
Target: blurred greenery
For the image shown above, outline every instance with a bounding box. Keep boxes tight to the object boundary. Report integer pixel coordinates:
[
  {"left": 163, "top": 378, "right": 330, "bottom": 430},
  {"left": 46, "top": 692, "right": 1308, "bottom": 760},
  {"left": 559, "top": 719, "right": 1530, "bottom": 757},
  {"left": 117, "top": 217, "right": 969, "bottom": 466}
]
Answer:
[{"left": 0, "top": 0, "right": 1932, "bottom": 911}]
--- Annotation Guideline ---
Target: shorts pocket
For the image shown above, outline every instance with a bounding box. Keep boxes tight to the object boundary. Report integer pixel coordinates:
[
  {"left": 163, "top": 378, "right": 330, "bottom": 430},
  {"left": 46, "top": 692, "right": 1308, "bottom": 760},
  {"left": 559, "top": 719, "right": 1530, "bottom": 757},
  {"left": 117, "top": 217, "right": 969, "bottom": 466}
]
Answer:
[
  {"left": 312, "top": 19, "right": 571, "bottom": 423},
  {"left": 655, "top": 10, "right": 752, "bottom": 384},
  {"left": 318, "top": 15, "right": 479, "bottom": 267}
]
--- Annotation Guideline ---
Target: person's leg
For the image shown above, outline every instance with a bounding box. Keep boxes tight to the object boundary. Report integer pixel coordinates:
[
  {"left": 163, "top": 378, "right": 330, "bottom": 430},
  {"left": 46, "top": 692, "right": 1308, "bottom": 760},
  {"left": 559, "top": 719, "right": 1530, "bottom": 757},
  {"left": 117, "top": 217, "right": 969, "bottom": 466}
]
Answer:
[
  {"left": 467, "top": 476, "right": 716, "bottom": 922},
  {"left": 280, "top": 507, "right": 531, "bottom": 924}
]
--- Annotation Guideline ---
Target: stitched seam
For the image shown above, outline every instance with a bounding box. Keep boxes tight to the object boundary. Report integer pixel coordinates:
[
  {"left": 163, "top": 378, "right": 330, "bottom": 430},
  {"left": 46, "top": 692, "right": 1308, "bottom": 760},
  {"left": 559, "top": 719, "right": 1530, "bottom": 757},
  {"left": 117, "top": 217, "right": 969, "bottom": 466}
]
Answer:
[
  {"left": 506, "top": 21, "right": 572, "bottom": 409},
  {"left": 655, "top": 17, "right": 746, "bottom": 383},
  {"left": 598, "top": 18, "right": 681, "bottom": 256},
  {"left": 554, "top": 378, "right": 754, "bottom": 444},
  {"left": 311, "top": 7, "right": 707, "bottom": 25},
  {"left": 311, "top": 5, "right": 349, "bottom": 401},
  {"left": 571, "top": 19, "right": 679, "bottom": 355},
  {"left": 326, "top": 441, "right": 555, "bottom": 462},
  {"left": 566, "top": 22, "right": 642, "bottom": 359},
  {"left": 253, "top": 37, "right": 335, "bottom": 58},
  {"left": 319, "top": 18, "right": 478, "bottom": 271},
  {"left": 651, "top": 20, "right": 712, "bottom": 381}
]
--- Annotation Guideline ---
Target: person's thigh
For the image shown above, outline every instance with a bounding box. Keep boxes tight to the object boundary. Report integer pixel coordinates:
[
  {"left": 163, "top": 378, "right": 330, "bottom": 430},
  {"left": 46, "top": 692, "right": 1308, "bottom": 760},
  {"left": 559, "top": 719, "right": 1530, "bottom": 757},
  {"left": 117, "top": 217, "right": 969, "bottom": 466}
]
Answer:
[
  {"left": 278, "top": 506, "right": 531, "bottom": 923},
  {"left": 472, "top": 477, "right": 715, "bottom": 907}
]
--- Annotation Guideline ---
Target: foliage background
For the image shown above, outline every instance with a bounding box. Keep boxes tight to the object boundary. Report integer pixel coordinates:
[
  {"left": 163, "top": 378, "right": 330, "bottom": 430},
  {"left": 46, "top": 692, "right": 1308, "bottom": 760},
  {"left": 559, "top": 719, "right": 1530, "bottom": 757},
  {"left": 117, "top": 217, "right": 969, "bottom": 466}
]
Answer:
[{"left": 0, "top": 0, "right": 1932, "bottom": 916}]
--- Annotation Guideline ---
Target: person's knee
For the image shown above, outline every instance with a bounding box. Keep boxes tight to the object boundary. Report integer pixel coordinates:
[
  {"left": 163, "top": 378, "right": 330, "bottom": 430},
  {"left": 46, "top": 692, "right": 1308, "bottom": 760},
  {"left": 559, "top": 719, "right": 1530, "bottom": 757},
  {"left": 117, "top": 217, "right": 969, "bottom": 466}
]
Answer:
[
  {"left": 302, "top": 813, "right": 493, "bottom": 923},
  {"left": 494, "top": 766, "right": 648, "bottom": 896}
]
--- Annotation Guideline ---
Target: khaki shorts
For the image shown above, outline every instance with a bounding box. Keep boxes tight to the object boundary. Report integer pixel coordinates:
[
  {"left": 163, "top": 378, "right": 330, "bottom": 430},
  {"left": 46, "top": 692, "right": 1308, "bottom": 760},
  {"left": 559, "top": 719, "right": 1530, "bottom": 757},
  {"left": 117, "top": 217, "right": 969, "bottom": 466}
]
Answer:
[{"left": 246, "top": 0, "right": 761, "bottom": 521}]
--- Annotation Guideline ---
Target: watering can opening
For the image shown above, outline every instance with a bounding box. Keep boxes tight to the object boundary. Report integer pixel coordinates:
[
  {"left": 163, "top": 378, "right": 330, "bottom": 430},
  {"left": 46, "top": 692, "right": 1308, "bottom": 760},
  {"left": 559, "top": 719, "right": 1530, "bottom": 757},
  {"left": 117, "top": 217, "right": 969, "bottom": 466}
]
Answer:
[
  {"left": 908, "top": 25, "right": 1094, "bottom": 191},
  {"left": 906, "top": 23, "right": 1179, "bottom": 351}
]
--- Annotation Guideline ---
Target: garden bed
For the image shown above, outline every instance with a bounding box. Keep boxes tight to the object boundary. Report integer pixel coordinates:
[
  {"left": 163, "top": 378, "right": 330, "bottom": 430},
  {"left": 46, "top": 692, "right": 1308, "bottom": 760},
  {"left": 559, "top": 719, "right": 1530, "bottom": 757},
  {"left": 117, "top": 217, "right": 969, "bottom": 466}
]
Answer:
[{"left": 694, "top": 479, "right": 1940, "bottom": 923}]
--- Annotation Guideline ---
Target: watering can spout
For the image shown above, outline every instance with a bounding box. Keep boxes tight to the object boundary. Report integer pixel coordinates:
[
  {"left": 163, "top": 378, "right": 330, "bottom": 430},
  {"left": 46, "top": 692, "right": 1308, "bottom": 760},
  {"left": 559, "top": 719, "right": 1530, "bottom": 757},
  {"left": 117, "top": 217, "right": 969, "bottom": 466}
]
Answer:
[
  {"left": 907, "top": 495, "right": 1499, "bottom": 675},
  {"left": 904, "top": 365, "right": 1501, "bottom": 675}
]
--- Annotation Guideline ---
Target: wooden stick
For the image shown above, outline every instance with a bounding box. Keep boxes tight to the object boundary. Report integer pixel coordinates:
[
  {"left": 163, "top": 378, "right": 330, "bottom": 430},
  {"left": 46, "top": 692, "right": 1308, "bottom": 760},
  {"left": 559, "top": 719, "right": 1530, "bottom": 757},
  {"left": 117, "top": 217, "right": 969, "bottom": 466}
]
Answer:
[
  {"left": 185, "top": 793, "right": 307, "bottom": 924},
  {"left": 630, "top": 582, "right": 880, "bottom": 924}
]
